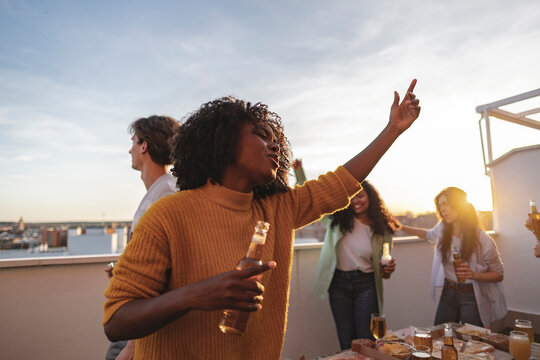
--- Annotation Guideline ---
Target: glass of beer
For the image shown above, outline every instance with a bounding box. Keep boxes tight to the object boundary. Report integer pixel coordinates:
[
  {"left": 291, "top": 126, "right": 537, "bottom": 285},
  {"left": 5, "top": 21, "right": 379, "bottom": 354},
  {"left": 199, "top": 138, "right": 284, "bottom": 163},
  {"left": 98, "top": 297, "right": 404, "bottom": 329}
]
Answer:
[
  {"left": 514, "top": 319, "right": 534, "bottom": 344},
  {"left": 413, "top": 328, "right": 433, "bottom": 352},
  {"left": 370, "top": 313, "right": 386, "bottom": 340},
  {"left": 412, "top": 345, "right": 431, "bottom": 360},
  {"left": 509, "top": 331, "right": 531, "bottom": 360}
]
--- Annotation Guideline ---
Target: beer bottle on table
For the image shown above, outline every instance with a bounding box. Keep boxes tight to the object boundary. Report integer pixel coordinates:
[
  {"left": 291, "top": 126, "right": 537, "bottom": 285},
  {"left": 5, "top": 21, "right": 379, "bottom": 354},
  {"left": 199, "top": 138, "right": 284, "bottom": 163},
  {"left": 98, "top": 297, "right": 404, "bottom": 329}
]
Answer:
[
  {"left": 219, "top": 220, "right": 270, "bottom": 335},
  {"left": 441, "top": 325, "right": 458, "bottom": 360},
  {"left": 451, "top": 247, "right": 465, "bottom": 283}
]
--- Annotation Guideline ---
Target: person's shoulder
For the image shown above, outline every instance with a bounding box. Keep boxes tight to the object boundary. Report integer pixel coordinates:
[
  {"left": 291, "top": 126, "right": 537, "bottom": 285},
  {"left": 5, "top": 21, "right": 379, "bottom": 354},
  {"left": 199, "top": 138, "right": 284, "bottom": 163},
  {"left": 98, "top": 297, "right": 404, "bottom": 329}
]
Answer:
[{"left": 477, "top": 228, "right": 496, "bottom": 245}]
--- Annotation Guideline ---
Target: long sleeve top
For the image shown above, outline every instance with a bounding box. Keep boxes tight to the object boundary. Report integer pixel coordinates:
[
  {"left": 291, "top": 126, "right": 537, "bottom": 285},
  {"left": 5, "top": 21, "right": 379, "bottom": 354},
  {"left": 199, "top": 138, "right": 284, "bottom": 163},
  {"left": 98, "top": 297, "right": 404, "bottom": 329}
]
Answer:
[
  {"left": 426, "top": 221, "right": 507, "bottom": 327},
  {"left": 311, "top": 218, "right": 392, "bottom": 313},
  {"left": 103, "top": 166, "right": 361, "bottom": 360}
]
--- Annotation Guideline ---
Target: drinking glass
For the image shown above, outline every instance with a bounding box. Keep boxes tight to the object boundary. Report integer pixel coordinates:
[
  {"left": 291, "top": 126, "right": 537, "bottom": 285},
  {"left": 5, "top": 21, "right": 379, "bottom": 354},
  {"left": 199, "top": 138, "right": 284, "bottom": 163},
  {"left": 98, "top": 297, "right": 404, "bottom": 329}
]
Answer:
[
  {"left": 413, "top": 328, "right": 433, "bottom": 352},
  {"left": 370, "top": 313, "right": 386, "bottom": 340},
  {"left": 514, "top": 319, "right": 534, "bottom": 344},
  {"left": 509, "top": 331, "right": 531, "bottom": 360},
  {"left": 412, "top": 345, "right": 431, "bottom": 360}
]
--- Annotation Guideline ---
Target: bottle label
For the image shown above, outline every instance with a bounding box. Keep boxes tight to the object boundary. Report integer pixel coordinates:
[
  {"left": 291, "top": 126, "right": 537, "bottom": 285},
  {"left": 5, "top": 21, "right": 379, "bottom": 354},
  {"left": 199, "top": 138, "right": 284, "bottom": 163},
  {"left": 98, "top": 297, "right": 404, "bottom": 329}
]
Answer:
[{"left": 252, "top": 234, "right": 266, "bottom": 244}]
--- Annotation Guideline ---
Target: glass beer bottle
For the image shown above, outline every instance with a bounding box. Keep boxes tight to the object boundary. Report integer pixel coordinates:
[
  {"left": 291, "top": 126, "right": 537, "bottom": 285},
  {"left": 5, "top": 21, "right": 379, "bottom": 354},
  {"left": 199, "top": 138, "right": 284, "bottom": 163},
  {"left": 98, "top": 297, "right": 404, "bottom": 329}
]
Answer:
[
  {"left": 530, "top": 200, "right": 540, "bottom": 233},
  {"left": 219, "top": 220, "right": 270, "bottom": 335},
  {"left": 441, "top": 325, "right": 458, "bottom": 360},
  {"left": 451, "top": 247, "right": 465, "bottom": 283},
  {"left": 381, "top": 243, "right": 392, "bottom": 279}
]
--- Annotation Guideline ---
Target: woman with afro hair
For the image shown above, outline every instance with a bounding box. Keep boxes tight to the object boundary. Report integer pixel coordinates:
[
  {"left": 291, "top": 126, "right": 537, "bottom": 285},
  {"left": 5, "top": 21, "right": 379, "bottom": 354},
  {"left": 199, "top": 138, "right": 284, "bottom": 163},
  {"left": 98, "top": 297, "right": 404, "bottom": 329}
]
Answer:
[
  {"left": 103, "top": 80, "right": 421, "bottom": 360},
  {"left": 400, "top": 187, "right": 506, "bottom": 328},
  {"left": 312, "top": 180, "right": 399, "bottom": 350}
]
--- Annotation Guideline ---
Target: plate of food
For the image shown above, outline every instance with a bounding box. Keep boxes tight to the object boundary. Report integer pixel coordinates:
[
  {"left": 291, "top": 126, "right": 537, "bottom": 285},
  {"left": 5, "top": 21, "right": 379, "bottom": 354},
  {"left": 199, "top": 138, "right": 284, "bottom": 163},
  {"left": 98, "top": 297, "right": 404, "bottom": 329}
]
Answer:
[
  {"left": 376, "top": 340, "right": 414, "bottom": 360},
  {"left": 455, "top": 324, "right": 490, "bottom": 341}
]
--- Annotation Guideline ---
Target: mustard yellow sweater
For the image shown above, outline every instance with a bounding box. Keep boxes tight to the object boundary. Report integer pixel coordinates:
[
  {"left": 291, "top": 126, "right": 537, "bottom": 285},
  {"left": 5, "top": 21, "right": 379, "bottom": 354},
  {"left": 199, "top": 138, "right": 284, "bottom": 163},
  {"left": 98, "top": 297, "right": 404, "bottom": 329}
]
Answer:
[{"left": 104, "top": 166, "right": 361, "bottom": 360}]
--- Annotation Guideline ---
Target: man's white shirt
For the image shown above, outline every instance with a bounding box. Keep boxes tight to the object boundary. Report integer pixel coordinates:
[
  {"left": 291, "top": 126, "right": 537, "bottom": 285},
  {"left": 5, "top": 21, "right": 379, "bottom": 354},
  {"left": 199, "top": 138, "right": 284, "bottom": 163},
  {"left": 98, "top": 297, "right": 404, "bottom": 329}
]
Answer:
[{"left": 130, "top": 173, "right": 177, "bottom": 239}]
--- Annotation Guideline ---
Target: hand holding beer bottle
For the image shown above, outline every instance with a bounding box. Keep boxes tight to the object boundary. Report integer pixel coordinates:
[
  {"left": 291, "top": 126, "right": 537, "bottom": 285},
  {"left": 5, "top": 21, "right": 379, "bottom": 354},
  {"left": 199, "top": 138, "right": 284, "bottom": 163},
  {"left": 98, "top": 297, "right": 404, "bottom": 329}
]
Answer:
[
  {"left": 454, "top": 261, "right": 474, "bottom": 282},
  {"left": 451, "top": 247, "right": 466, "bottom": 283},
  {"left": 526, "top": 200, "right": 540, "bottom": 242},
  {"left": 380, "top": 243, "right": 396, "bottom": 279},
  {"left": 219, "top": 221, "right": 271, "bottom": 335}
]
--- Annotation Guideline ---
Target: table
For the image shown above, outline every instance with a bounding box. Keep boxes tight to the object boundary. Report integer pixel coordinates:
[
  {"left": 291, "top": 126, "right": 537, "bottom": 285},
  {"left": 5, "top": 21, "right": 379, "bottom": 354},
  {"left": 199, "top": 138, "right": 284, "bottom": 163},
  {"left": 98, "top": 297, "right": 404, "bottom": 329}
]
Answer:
[{"left": 310, "top": 324, "right": 540, "bottom": 360}]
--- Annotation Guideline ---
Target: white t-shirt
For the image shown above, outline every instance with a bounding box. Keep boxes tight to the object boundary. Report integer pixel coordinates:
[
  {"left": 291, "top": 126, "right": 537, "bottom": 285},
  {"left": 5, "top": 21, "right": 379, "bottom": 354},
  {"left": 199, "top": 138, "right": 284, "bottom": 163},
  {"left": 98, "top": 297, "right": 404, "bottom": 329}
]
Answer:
[
  {"left": 130, "top": 173, "right": 177, "bottom": 240},
  {"left": 336, "top": 219, "right": 373, "bottom": 272}
]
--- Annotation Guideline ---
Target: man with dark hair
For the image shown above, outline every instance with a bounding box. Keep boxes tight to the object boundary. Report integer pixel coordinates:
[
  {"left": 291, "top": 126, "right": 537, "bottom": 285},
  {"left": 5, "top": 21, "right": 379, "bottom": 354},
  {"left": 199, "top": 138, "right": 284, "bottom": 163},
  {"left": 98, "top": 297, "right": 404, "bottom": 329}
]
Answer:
[{"left": 105, "top": 115, "right": 179, "bottom": 360}]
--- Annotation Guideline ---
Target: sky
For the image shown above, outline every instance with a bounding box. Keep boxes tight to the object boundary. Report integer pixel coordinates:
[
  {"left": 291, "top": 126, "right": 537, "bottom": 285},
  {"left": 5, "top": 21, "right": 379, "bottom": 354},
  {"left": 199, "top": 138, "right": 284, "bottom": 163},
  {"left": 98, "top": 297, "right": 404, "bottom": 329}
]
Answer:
[{"left": 1, "top": 0, "right": 539, "bottom": 222}]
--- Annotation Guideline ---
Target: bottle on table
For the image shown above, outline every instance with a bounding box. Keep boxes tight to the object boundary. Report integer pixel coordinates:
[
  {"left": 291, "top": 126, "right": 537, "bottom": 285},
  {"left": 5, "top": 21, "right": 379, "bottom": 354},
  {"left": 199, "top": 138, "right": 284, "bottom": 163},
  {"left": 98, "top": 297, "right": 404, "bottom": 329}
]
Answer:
[
  {"left": 451, "top": 247, "right": 465, "bottom": 283},
  {"left": 441, "top": 325, "right": 458, "bottom": 360},
  {"left": 219, "top": 220, "right": 270, "bottom": 335}
]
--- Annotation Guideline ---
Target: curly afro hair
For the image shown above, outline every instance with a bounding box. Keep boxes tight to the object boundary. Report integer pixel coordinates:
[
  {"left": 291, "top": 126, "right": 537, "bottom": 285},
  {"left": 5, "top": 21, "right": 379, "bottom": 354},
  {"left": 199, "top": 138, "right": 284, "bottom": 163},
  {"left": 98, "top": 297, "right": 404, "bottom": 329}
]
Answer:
[{"left": 171, "top": 96, "right": 292, "bottom": 198}]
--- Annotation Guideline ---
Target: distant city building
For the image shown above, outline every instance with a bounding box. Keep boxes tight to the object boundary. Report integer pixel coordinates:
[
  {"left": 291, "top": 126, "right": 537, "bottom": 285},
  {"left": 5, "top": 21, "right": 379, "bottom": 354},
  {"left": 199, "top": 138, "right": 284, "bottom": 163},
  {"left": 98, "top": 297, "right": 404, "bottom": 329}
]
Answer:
[
  {"left": 0, "top": 220, "right": 131, "bottom": 259},
  {"left": 14, "top": 217, "right": 25, "bottom": 233},
  {"left": 41, "top": 229, "right": 68, "bottom": 247}
]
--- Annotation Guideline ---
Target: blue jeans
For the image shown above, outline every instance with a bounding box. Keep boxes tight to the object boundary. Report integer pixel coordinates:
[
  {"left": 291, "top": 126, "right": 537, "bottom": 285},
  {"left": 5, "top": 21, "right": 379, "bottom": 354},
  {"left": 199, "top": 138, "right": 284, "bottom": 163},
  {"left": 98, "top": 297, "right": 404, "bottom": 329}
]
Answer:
[
  {"left": 105, "top": 340, "right": 127, "bottom": 360},
  {"left": 434, "top": 280, "right": 483, "bottom": 327},
  {"left": 328, "top": 269, "right": 379, "bottom": 350}
]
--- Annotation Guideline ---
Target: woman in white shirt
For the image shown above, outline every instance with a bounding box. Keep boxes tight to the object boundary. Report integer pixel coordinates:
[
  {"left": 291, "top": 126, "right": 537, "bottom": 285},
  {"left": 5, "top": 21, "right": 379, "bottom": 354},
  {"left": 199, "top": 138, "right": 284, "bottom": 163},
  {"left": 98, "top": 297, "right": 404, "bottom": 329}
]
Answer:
[
  {"left": 312, "top": 180, "right": 399, "bottom": 350},
  {"left": 400, "top": 187, "right": 506, "bottom": 328}
]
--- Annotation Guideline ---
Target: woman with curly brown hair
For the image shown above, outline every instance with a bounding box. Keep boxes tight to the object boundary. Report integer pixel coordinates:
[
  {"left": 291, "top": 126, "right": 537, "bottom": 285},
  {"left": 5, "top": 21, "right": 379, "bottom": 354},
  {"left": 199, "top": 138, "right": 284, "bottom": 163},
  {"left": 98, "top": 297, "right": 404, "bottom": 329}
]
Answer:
[
  {"left": 103, "top": 80, "right": 421, "bottom": 360},
  {"left": 312, "top": 180, "right": 399, "bottom": 350},
  {"left": 400, "top": 187, "right": 506, "bottom": 328}
]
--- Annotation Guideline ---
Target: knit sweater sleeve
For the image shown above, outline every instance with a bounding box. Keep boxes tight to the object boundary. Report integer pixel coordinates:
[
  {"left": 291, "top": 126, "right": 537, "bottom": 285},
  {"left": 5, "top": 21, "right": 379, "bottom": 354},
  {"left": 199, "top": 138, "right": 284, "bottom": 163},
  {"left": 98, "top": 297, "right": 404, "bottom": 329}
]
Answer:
[
  {"left": 288, "top": 166, "right": 362, "bottom": 229},
  {"left": 103, "top": 208, "right": 172, "bottom": 325}
]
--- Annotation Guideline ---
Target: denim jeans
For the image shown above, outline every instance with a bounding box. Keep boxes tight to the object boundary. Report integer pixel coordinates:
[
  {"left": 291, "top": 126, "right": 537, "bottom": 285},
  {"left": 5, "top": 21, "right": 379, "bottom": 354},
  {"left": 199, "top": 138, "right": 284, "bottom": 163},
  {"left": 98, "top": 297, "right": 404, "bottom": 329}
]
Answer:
[
  {"left": 434, "top": 280, "right": 482, "bottom": 327},
  {"left": 328, "top": 269, "right": 379, "bottom": 350},
  {"left": 105, "top": 340, "right": 127, "bottom": 360}
]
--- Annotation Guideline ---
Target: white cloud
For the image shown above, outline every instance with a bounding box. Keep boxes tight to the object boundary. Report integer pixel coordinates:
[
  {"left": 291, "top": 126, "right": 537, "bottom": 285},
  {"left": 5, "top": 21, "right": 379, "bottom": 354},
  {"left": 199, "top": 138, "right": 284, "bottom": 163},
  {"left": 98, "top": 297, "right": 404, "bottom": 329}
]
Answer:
[{"left": 1, "top": 0, "right": 539, "bottom": 220}]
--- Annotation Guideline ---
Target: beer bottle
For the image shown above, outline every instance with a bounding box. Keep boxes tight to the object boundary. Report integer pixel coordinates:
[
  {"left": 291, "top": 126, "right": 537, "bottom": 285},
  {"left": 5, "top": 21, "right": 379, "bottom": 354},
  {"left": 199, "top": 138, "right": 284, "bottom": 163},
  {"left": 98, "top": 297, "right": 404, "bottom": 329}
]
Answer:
[
  {"left": 219, "top": 220, "right": 270, "bottom": 335},
  {"left": 451, "top": 246, "right": 465, "bottom": 283},
  {"left": 441, "top": 325, "right": 458, "bottom": 360},
  {"left": 381, "top": 242, "right": 393, "bottom": 279},
  {"left": 530, "top": 200, "right": 540, "bottom": 223}
]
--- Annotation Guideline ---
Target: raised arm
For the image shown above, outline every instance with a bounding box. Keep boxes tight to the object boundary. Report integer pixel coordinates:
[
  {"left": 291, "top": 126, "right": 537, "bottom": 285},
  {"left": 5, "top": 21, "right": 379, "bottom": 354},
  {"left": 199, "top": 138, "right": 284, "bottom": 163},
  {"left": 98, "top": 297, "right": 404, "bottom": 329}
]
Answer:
[
  {"left": 344, "top": 79, "right": 421, "bottom": 183},
  {"left": 292, "top": 159, "right": 307, "bottom": 185},
  {"left": 104, "top": 262, "right": 276, "bottom": 341}
]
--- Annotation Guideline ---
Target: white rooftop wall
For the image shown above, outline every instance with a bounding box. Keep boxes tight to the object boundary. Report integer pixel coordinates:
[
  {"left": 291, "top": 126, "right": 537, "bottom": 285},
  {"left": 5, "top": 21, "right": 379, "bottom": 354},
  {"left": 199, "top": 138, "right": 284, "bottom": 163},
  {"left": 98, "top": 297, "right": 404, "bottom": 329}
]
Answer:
[{"left": 489, "top": 145, "right": 540, "bottom": 315}]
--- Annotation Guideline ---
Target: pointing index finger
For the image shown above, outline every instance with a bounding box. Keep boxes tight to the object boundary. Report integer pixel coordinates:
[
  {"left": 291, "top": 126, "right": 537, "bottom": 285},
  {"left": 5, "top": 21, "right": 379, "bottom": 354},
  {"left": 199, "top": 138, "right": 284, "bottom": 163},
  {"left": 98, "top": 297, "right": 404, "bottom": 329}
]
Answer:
[{"left": 406, "top": 79, "right": 417, "bottom": 95}]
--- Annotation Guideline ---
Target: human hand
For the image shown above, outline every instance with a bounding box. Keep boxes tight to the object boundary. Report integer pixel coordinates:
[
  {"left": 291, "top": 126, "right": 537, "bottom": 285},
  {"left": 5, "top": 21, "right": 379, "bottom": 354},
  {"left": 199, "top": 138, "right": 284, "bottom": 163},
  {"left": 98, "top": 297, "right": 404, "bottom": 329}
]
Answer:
[
  {"left": 388, "top": 79, "right": 421, "bottom": 134},
  {"left": 183, "top": 261, "right": 277, "bottom": 312},
  {"left": 525, "top": 217, "right": 533, "bottom": 231},
  {"left": 455, "top": 262, "right": 473, "bottom": 281},
  {"left": 105, "top": 262, "right": 114, "bottom": 279},
  {"left": 381, "top": 258, "right": 396, "bottom": 279},
  {"left": 292, "top": 159, "right": 303, "bottom": 170}
]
